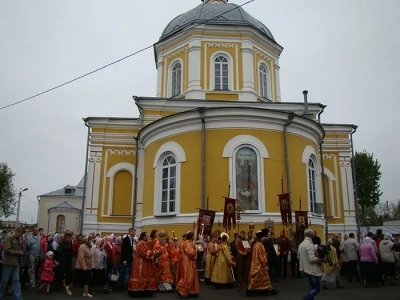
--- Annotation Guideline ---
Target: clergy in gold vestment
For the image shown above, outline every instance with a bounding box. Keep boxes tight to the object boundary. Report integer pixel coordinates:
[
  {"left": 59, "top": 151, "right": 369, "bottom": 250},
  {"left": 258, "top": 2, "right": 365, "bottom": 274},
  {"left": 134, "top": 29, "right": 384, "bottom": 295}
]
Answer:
[
  {"left": 204, "top": 234, "right": 218, "bottom": 284},
  {"left": 211, "top": 235, "right": 236, "bottom": 288},
  {"left": 176, "top": 232, "right": 200, "bottom": 298},
  {"left": 246, "top": 230, "right": 278, "bottom": 297},
  {"left": 128, "top": 232, "right": 160, "bottom": 298}
]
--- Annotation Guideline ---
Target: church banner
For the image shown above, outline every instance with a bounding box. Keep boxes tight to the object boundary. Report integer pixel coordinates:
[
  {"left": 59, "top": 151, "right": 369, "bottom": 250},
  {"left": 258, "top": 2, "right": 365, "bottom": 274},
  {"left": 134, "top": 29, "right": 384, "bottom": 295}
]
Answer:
[
  {"left": 295, "top": 211, "right": 308, "bottom": 243},
  {"left": 223, "top": 197, "right": 236, "bottom": 231},
  {"left": 278, "top": 193, "right": 292, "bottom": 226},
  {"left": 198, "top": 209, "right": 216, "bottom": 236}
]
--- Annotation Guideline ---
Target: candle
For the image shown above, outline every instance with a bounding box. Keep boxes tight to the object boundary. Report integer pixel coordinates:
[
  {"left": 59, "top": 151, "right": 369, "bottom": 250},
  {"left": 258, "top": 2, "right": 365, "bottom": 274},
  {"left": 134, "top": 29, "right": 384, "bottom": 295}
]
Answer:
[{"left": 172, "top": 231, "right": 175, "bottom": 239}]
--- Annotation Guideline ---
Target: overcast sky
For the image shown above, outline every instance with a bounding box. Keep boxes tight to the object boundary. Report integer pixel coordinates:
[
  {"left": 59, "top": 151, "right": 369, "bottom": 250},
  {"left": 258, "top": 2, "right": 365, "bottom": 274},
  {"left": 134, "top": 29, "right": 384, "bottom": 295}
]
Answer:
[{"left": 1, "top": 0, "right": 399, "bottom": 224}]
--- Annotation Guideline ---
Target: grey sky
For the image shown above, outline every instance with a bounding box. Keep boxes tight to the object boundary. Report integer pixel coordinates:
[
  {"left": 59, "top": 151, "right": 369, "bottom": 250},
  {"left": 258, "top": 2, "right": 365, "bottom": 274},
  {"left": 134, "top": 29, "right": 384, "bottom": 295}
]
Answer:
[{"left": 1, "top": 0, "right": 399, "bottom": 223}]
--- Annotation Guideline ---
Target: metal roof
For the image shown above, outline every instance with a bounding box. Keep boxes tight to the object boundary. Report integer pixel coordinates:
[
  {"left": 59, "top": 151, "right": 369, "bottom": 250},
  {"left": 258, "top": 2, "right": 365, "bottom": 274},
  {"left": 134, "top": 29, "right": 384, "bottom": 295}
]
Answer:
[
  {"left": 40, "top": 185, "right": 84, "bottom": 197},
  {"left": 49, "top": 201, "right": 80, "bottom": 211},
  {"left": 160, "top": 2, "right": 274, "bottom": 41},
  {"left": 360, "top": 226, "right": 400, "bottom": 235}
]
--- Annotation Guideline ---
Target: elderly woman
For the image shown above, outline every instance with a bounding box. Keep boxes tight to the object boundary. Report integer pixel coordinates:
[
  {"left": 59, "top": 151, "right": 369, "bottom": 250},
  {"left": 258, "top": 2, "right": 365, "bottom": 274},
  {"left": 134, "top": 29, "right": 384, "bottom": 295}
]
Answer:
[
  {"left": 66, "top": 236, "right": 94, "bottom": 297},
  {"left": 322, "top": 240, "right": 343, "bottom": 290},
  {"left": 91, "top": 238, "right": 110, "bottom": 293},
  {"left": 379, "top": 233, "right": 397, "bottom": 285},
  {"left": 359, "top": 237, "right": 378, "bottom": 287}
]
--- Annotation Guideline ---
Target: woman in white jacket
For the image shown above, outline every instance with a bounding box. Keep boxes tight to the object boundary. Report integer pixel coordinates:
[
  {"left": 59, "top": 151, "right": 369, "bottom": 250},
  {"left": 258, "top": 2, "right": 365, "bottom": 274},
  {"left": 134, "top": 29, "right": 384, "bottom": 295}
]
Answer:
[{"left": 378, "top": 233, "right": 396, "bottom": 285}]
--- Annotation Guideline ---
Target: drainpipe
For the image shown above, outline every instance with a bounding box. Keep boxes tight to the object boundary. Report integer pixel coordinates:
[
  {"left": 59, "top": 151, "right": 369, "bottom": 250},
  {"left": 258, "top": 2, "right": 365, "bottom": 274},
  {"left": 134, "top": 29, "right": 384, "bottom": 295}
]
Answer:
[
  {"left": 80, "top": 120, "right": 90, "bottom": 234},
  {"left": 317, "top": 105, "right": 327, "bottom": 124},
  {"left": 284, "top": 112, "right": 295, "bottom": 227},
  {"left": 350, "top": 126, "right": 361, "bottom": 240},
  {"left": 198, "top": 107, "right": 206, "bottom": 209},
  {"left": 132, "top": 136, "right": 140, "bottom": 228},
  {"left": 302, "top": 90, "right": 313, "bottom": 119},
  {"left": 319, "top": 137, "right": 328, "bottom": 243}
]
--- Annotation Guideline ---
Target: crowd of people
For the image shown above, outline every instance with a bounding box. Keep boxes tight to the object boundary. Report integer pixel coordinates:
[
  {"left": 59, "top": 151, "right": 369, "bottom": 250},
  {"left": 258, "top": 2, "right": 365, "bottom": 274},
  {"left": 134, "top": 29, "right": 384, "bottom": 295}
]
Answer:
[{"left": 0, "top": 225, "right": 398, "bottom": 299}]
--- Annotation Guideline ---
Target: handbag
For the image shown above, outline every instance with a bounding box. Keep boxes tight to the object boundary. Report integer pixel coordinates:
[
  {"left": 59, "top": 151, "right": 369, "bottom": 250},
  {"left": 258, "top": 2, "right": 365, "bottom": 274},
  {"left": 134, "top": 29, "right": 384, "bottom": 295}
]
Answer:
[{"left": 109, "top": 267, "right": 119, "bottom": 282}]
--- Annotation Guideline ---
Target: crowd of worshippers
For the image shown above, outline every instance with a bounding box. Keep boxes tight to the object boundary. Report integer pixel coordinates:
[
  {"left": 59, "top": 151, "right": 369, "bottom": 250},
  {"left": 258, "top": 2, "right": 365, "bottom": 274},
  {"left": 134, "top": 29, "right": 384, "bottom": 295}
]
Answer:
[{"left": 0, "top": 226, "right": 398, "bottom": 299}]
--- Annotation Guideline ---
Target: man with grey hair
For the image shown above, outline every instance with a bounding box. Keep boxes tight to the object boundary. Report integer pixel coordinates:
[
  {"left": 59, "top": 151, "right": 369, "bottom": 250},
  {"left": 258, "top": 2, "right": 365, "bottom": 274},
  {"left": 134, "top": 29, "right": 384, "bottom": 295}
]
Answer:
[
  {"left": 0, "top": 227, "right": 25, "bottom": 300},
  {"left": 298, "top": 229, "right": 326, "bottom": 299},
  {"left": 26, "top": 227, "right": 41, "bottom": 288}
]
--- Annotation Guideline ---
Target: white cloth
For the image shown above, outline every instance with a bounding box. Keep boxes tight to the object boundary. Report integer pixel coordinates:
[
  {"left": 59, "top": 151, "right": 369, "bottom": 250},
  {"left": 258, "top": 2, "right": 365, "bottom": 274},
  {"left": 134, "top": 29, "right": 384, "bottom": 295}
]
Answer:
[{"left": 298, "top": 237, "right": 322, "bottom": 276}]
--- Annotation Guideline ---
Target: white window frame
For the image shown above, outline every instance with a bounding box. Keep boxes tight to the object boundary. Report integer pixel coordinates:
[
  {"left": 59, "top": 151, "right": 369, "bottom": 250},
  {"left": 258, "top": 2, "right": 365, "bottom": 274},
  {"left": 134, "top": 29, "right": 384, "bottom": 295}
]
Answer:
[
  {"left": 210, "top": 52, "right": 233, "bottom": 91},
  {"left": 169, "top": 60, "right": 183, "bottom": 97},
  {"left": 153, "top": 141, "right": 186, "bottom": 216},
  {"left": 105, "top": 162, "right": 135, "bottom": 216},
  {"left": 302, "top": 145, "right": 323, "bottom": 215},
  {"left": 323, "top": 168, "right": 336, "bottom": 218},
  {"left": 308, "top": 156, "right": 318, "bottom": 213},
  {"left": 56, "top": 214, "right": 65, "bottom": 232},
  {"left": 222, "top": 135, "right": 269, "bottom": 214},
  {"left": 258, "top": 61, "right": 270, "bottom": 99}
]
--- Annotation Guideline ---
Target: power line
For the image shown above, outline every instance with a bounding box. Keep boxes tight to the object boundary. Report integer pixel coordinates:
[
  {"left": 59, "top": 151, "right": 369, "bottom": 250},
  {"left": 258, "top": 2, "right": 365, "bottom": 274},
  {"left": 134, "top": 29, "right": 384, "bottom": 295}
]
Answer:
[
  {"left": 0, "top": 0, "right": 255, "bottom": 111},
  {"left": 23, "top": 195, "right": 39, "bottom": 206}
]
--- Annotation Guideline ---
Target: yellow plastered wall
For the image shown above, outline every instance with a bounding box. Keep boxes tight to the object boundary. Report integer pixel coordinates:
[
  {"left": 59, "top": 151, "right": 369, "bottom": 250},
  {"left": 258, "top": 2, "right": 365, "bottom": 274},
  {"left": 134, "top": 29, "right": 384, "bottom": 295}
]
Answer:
[
  {"left": 161, "top": 44, "right": 189, "bottom": 97},
  {"left": 112, "top": 170, "right": 133, "bottom": 216},
  {"left": 143, "top": 128, "right": 319, "bottom": 218},
  {"left": 253, "top": 47, "right": 275, "bottom": 101},
  {"left": 205, "top": 93, "right": 238, "bottom": 101},
  {"left": 201, "top": 41, "right": 242, "bottom": 91}
]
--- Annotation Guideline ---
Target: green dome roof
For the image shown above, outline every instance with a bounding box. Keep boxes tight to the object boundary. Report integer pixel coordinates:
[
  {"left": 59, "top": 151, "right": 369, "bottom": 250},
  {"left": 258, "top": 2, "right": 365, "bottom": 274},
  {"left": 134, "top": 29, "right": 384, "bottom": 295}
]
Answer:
[{"left": 160, "top": 2, "right": 275, "bottom": 41}]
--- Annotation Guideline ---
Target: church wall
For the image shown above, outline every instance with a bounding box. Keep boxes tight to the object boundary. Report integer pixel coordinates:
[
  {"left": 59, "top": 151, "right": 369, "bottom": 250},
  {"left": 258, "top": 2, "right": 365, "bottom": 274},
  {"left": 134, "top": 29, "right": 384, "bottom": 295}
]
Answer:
[
  {"left": 205, "top": 93, "right": 238, "bottom": 101},
  {"left": 253, "top": 47, "right": 275, "bottom": 101}
]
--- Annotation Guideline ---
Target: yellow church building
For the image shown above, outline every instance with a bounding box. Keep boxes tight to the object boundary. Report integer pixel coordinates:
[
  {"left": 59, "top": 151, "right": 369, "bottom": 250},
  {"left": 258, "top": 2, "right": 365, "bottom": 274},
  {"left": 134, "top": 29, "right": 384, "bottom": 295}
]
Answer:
[{"left": 81, "top": 0, "right": 358, "bottom": 242}]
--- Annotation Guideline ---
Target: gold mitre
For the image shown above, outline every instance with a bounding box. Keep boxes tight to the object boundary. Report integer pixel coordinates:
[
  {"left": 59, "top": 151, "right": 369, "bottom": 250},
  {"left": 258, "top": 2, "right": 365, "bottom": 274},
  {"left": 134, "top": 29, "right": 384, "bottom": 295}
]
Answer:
[
  {"left": 158, "top": 231, "right": 168, "bottom": 239},
  {"left": 220, "top": 232, "right": 229, "bottom": 240}
]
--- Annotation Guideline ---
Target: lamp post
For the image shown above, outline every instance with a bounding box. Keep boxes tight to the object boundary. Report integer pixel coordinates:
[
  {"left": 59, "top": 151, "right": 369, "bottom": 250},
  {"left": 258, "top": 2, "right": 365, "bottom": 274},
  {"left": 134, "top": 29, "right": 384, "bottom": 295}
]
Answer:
[
  {"left": 16, "top": 188, "right": 28, "bottom": 228},
  {"left": 365, "top": 216, "right": 371, "bottom": 234}
]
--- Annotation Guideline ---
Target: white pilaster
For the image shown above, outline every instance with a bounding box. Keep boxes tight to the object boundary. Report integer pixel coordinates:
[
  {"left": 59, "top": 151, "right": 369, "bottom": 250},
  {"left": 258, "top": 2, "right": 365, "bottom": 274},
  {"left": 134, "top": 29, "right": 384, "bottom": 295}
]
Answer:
[
  {"left": 156, "top": 59, "right": 163, "bottom": 97},
  {"left": 241, "top": 41, "right": 255, "bottom": 92},
  {"left": 274, "top": 62, "right": 281, "bottom": 102},
  {"left": 187, "top": 39, "right": 202, "bottom": 99},
  {"left": 135, "top": 144, "right": 145, "bottom": 227}
]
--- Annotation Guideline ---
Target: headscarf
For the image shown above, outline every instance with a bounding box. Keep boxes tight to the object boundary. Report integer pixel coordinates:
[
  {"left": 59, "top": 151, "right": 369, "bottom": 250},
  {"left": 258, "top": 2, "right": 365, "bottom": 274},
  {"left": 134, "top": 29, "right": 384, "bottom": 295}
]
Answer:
[
  {"left": 52, "top": 233, "right": 59, "bottom": 251},
  {"left": 46, "top": 251, "right": 54, "bottom": 257},
  {"left": 95, "top": 238, "right": 104, "bottom": 247},
  {"left": 82, "top": 236, "right": 91, "bottom": 246},
  {"left": 384, "top": 233, "right": 392, "bottom": 240},
  {"left": 363, "top": 237, "right": 373, "bottom": 244},
  {"left": 327, "top": 239, "right": 333, "bottom": 246}
]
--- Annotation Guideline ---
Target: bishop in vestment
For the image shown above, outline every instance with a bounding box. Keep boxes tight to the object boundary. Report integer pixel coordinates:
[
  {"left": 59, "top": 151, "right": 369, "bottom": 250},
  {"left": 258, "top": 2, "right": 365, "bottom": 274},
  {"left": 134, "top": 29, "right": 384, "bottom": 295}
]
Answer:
[
  {"left": 211, "top": 234, "right": 236, "bottom": 288},
  {"left": 246, "top": 230, "right": 278, "bottom": 297},
  {"left": 128, "top": 232, "right": 160, "bottom": 298},
  {"left": 176, "top": 232, "right": 200, "bottom": 298}
]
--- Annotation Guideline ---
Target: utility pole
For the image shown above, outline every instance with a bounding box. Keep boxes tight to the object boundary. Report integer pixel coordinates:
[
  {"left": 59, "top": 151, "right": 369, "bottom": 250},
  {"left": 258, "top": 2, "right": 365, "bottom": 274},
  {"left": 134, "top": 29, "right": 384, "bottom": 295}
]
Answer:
[{"left": 16, "top": 188, "right": 28, "bottom": 228}]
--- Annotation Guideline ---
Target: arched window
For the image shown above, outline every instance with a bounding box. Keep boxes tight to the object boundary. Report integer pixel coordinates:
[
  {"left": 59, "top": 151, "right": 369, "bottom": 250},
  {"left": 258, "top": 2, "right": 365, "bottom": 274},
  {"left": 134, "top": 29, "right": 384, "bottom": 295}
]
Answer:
[
  {"left": 56, "top": 214, "right": 65, "bottom": 232},
  {"left": 308, "top": 156, "right": 318, "bottom": 213},
  {"left": 171, "top": 62, "right": 182, "bottom": 97},
  {"left": 259, "top": 63, "right": 268, "bottom": 99},
  {"left": 214, "top": 55, "right": 229, "bottom": 90},
  {"left": 234, "top": 146, "right": 260, "bottom": 211},
  {"left": 160, "top": 154, "right": 177, "bottom": 214}
]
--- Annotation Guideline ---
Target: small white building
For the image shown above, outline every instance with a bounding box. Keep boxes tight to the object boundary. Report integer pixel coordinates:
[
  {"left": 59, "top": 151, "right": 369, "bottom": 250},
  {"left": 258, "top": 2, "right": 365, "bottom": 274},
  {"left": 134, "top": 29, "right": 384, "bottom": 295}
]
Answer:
[{"left": 37, "top": 178, "right": 84, "bottom": 234}]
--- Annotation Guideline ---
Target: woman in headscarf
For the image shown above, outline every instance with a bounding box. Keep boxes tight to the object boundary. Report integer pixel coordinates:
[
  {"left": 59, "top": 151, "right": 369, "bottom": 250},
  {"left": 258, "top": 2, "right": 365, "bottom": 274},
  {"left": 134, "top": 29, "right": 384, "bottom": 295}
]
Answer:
[
  {"left": 54, "top": 232, "right": 73, "bottom": 290},
  {"left": 91, "top": 238, "right": 109, "bottom": 293},
  {"left": 359, "top": 236, "right": 378, "bottom": 287},
  {"left": 379, "top": 233, "right": 397, "bottom": 285},
  {"left": 65, "top": 235, "right": 94, "bottom": 297},
  {"left": 322, "top": 239, "right": 343, "bottom": 290}
]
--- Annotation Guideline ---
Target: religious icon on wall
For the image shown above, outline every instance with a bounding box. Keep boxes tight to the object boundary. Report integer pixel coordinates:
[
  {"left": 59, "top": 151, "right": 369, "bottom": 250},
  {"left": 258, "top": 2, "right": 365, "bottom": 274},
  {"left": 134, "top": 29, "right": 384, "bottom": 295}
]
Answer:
[{"left": 235, "top": 147, "right": 258, "bottom": 211}]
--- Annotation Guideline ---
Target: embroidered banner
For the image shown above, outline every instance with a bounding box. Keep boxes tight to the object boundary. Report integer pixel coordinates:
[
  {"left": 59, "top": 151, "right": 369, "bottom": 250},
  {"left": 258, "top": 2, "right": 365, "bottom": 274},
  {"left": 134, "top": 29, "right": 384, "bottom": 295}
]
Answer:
[
  {"left": 223, "top": 197, "right": 237, "bottom": 231},
  {"left": 198, "top": 209, "right": 216, "bottom": 237},
  {"left": 295, "top": 211, "right": 309, "bottom": 243},
  {"left": 278, "top": 193, "right": 292, "bottom": 226}
]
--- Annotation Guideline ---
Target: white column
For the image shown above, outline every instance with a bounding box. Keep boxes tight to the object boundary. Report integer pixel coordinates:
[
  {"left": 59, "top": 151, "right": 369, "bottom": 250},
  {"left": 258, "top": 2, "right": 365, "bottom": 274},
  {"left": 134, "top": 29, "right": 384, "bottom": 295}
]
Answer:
[
  {"left": 241, "top": 41, "right": 254, "bottom": 92},
  {"left": 187, "top": 38, "right": 203, "bottom": 99},
  {"left": 135, "top": 145, "right": 145, "bottom": 227},
  {"left": 156, "top": 58, "right": 163, "bottom": 97},
  {"left": 274, "top": 62, "right": 281, "bottom": 102}
]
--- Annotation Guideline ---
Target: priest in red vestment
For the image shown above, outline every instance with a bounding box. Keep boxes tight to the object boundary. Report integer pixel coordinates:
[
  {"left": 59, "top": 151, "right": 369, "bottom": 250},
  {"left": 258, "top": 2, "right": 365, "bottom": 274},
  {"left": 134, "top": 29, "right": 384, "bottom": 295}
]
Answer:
[
  {"left": 154, "top": 231, "right": 174, "bottom": 292},
  {"left": 176, "top": 232, "right": 200, "bottom": 298},
  {"left": 246, "top": 230, "right": 278, "bottom": 297},
  {"left": 128, "top": 232, "right": 160, "bottom": 298}
]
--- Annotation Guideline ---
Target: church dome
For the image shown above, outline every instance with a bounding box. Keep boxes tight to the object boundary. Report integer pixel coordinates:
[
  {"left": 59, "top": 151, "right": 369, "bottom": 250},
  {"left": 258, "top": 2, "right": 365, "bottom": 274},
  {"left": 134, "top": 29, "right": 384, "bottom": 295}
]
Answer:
[{"left": 160, "top": 0, "right": 275, "bottom": 41}]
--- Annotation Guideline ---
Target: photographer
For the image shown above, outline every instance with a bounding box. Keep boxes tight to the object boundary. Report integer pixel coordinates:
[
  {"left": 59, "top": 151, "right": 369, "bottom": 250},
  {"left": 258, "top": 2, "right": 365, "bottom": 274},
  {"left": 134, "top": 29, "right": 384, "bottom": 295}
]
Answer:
[{"left": 298, "top": 229, "right": 326, "bottom": 300}]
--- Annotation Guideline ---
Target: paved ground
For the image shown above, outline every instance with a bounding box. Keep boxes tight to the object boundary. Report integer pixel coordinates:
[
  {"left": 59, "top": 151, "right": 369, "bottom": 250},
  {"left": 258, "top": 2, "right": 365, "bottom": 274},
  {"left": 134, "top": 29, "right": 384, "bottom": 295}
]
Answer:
[{"left": 19, "top": 278, "right": 399, "bottom": 300}]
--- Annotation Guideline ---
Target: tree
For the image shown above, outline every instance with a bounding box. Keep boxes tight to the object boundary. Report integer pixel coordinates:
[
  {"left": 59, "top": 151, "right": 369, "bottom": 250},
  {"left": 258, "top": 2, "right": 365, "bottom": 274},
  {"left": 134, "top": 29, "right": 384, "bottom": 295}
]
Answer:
[
  {"left": 0, "top": 163, "right": 17, "bottom": 218},
  {"left": 353, "top": 150, "right": 382, "bottom": 216}
]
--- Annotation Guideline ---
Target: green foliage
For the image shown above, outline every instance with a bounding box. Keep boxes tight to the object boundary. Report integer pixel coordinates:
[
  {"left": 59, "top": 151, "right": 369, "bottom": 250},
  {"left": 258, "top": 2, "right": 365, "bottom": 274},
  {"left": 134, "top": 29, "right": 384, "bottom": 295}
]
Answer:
[
  {"left": 0, "top": 163, "right": 16, "bottom": 218},
  {"left": 353, "top": 150, "right": 382, "bottom": 213}
]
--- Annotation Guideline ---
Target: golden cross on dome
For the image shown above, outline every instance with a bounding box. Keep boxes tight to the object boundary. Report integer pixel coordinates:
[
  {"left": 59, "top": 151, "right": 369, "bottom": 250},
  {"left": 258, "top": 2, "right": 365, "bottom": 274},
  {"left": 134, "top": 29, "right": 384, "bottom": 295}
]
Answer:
[{"left": 201, "top": 0, "right": 228, "bottom": 3}]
